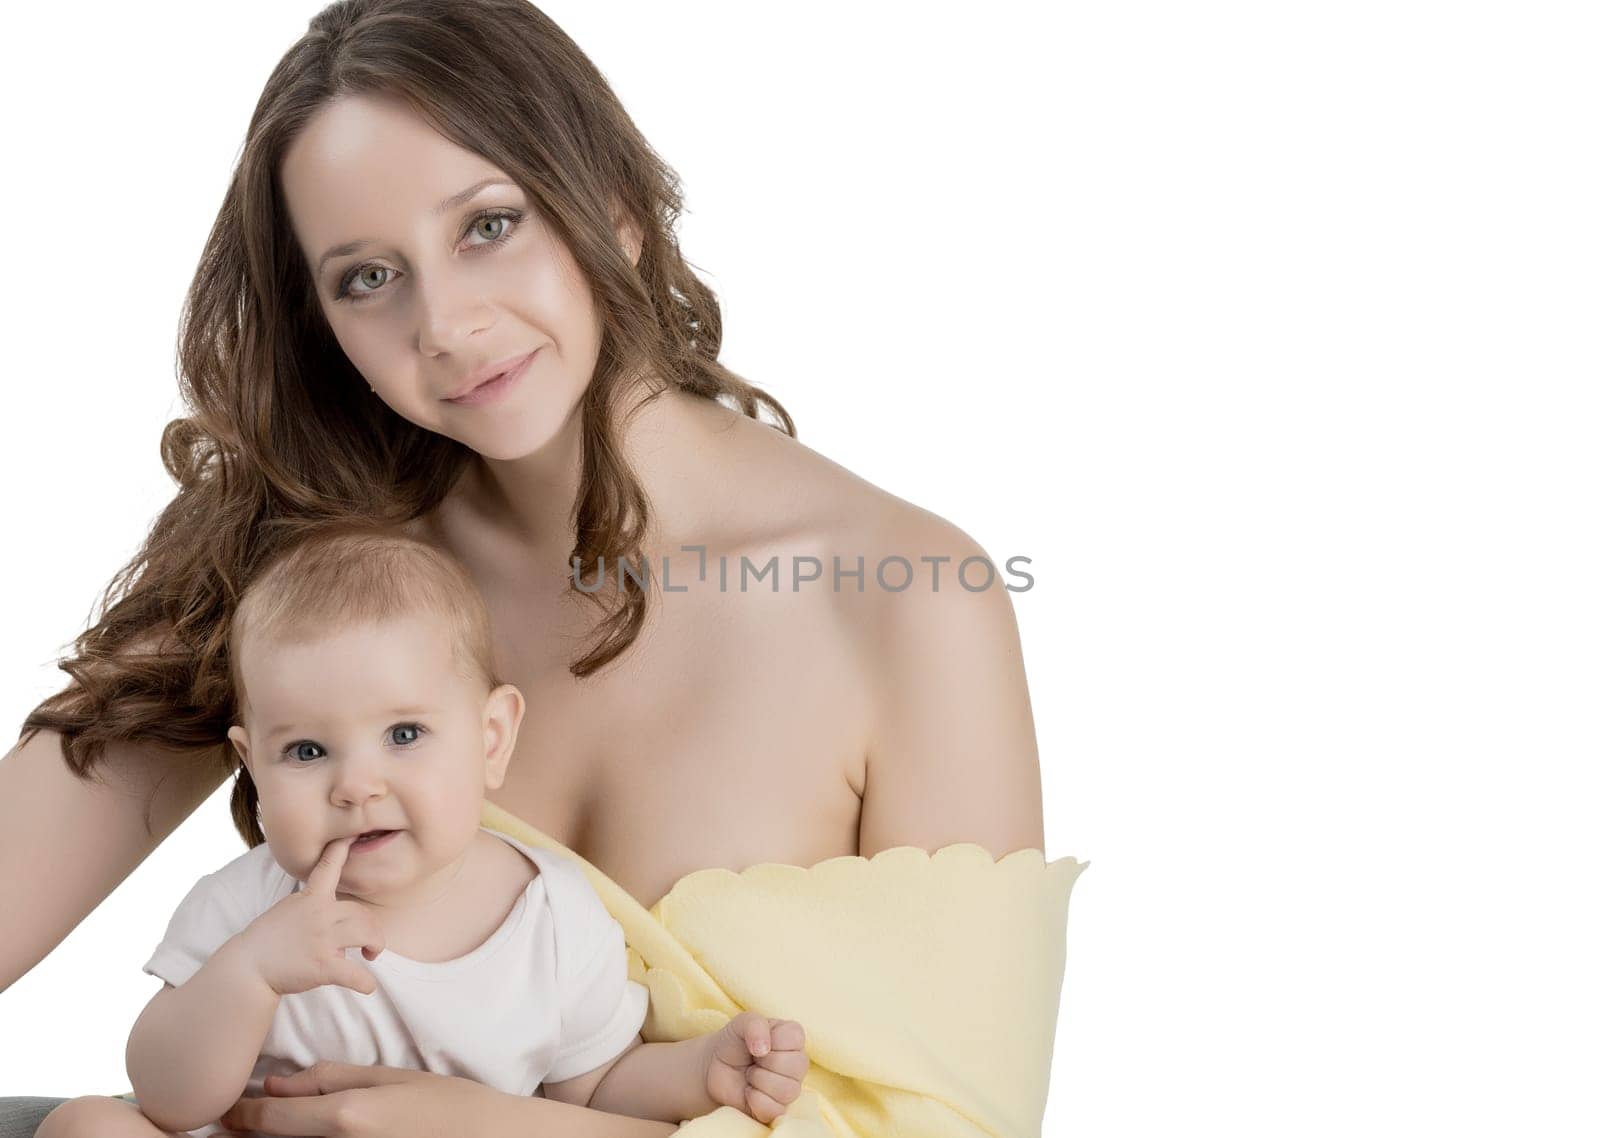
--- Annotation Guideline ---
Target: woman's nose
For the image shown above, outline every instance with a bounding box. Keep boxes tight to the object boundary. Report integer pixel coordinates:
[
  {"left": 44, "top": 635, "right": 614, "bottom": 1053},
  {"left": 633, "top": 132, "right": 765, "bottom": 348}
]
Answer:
[{"left": 415, "top": 270, "right": 494, "bottom": 357}]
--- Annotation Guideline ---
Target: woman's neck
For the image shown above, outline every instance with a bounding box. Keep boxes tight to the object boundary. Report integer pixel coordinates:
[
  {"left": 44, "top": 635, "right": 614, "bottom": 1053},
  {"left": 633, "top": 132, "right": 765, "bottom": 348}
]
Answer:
[
  {"left": 460, "top": 381, "right": 731, "bottom": 559},
  {"left": 464, "top": 394, "right": 587, "bottom": 554}
]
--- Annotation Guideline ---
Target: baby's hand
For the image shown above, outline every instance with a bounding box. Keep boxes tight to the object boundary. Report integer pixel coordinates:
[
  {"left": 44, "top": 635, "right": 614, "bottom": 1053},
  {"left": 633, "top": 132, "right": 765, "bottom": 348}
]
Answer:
[
  {"left": 703, "top": 1010, "right": 808, "bottom": 1125},
  {"left": 232, "top": 837, "right": 386, "bottom": 998}
]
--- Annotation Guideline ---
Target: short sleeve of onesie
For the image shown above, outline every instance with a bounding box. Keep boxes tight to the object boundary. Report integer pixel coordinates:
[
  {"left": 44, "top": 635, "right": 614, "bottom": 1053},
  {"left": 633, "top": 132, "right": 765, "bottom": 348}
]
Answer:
[
  {"left": 537, "top": 851, "right": 650, "bottom": 1084},
  {"left": 142, "top": 844, "right": 285, "bottom": 988}
]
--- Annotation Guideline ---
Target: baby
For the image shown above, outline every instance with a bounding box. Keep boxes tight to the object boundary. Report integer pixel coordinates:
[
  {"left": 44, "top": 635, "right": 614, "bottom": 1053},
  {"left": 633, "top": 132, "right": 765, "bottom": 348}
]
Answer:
[{"left": 38, "top": 525, "right": 807, "bottom": 1137}]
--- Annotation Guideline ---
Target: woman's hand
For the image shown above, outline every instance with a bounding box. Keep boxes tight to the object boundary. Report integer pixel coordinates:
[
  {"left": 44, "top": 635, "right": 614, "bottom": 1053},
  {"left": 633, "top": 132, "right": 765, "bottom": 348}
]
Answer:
[
  {"left": 703, "top": 1011, "right": 809, "bottom": 1126},
  {"left": 218, "top": 1062, "right": 507, "bottom": 1137}
]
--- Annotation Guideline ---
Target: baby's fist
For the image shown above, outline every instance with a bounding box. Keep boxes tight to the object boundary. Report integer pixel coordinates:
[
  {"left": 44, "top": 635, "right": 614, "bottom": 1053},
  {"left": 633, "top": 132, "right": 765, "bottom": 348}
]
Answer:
[{"left": 704, "top": 1010, "right": 808, "bottom": 1125}]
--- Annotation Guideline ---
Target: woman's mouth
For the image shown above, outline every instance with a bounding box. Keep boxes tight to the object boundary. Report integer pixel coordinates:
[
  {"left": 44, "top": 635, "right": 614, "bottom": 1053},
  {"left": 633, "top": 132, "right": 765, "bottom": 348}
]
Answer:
[{"left": 444, "top": 349, "right": 538, "bottom": 406}]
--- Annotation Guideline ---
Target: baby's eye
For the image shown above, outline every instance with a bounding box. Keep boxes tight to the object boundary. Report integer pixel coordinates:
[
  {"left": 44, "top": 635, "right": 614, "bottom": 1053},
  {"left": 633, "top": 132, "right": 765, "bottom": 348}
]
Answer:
[
  {"left": 285, "top": 741, "right": 324, "bottom": 763},
  {"left": 389, "top": 723, "right": 425, "bottom": 746}
]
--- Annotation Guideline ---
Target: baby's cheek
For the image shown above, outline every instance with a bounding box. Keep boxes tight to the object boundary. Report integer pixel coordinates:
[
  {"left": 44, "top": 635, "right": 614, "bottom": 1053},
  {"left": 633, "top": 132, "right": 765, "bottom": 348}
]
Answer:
[{"left": 261, "top": 829, "right": 315, "bottom": 883}]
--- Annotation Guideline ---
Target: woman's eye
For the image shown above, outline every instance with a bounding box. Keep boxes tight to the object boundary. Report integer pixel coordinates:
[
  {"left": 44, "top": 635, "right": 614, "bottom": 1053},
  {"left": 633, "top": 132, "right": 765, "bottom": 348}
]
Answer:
[
  {"left": 389, "top": 723, "right": 425, "bottom": 746},
  {"left": 338, "top": 262, "right": 394, "bottom": 300},
  {"left": 333, "top": 208, "right": 524, "bottom": 303},
  {"left": 472, "top": 215, "right": 508, "bottom": 242}
]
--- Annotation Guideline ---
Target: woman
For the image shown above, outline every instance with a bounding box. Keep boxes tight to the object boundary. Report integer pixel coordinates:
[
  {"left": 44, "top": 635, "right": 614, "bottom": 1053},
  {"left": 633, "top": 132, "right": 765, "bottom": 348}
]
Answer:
[{"left": 1, "top": 2, "right": 1079, "bottom": 1135}]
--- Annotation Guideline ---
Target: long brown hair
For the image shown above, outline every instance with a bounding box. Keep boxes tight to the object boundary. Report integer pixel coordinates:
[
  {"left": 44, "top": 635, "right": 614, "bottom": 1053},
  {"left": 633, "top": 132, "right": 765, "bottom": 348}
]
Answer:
[{"left": 18, "top": 0, "right": 793, "bottom": 844}]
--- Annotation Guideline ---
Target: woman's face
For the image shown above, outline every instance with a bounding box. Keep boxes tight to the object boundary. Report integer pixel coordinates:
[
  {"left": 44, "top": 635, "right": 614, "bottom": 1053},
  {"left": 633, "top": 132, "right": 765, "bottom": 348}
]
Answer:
[{"left": 279, "top": 92, "right": 630, "bottom": 461}]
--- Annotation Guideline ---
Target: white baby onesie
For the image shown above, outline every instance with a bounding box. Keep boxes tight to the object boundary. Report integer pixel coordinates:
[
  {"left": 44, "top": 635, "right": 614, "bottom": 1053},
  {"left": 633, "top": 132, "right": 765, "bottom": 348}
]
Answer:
[{"left": 140, "top": 827, "right": 649, "bottom": 1136}]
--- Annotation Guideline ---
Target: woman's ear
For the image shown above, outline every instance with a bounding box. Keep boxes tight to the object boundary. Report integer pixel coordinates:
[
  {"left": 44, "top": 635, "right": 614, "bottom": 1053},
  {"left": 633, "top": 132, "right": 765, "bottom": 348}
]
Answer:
[
  {"left": 482, "top": 684, "right": 526, "bottom": 791},
  {"left": 227, "top": 725, "right": 252, "bottom": 773},
  {"left": 610, "top": 198, "right": 642, "bottom": 268}
]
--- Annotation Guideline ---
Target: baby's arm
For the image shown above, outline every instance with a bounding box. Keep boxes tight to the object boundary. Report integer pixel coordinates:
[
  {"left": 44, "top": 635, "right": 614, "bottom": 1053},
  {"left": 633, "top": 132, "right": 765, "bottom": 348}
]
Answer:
[
  {"left": 544, "top": 1032, "right": 719, "bottom": 1123},
  {"left": 547, "top": 1013, "right": 806, "bottom": 1126},
  {"left": 124, "top": 937, "right": 280, "bottom": 1133},
  {"left": 127, "top": 838, "right": 383, "bottom": 1133}
]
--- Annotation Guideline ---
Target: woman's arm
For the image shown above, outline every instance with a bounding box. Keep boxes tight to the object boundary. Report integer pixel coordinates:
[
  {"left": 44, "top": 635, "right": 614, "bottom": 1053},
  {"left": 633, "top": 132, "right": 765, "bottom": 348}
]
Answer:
[
  {"left": 854, "top": 518, "right": 1048, "bottom": 860},
  {"left": 0, "top": 726, "right": 226, "bottom": 993},
  {"left": 217, "top": 1062, "right": 682, "bottom": 1137}
]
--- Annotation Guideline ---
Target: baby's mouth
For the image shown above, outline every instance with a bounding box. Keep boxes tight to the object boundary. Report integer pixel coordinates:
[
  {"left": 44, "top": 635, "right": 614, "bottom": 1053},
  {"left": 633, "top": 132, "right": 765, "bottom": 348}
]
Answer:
[{"left": 353, "top": 829, "right": 397, "bottom": 845}]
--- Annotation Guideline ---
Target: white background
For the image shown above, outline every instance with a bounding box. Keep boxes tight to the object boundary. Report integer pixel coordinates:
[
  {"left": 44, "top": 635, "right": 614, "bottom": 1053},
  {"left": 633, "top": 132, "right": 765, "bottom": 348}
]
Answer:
[{"left": 2, "top": 1, "right": 1597, "bottom": 1134}]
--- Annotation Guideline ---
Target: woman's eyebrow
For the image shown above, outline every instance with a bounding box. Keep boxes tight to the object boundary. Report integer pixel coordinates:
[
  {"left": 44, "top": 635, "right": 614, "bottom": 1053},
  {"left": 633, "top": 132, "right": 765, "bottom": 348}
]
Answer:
[{"left": 314, "top": 177, "right": 517, "bottom": 274}]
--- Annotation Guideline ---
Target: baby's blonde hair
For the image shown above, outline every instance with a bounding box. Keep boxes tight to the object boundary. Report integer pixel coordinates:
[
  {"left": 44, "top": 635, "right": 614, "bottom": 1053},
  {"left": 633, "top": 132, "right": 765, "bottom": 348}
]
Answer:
[{"left": 225, "top": 522, "right": 502, "bottom": 845}]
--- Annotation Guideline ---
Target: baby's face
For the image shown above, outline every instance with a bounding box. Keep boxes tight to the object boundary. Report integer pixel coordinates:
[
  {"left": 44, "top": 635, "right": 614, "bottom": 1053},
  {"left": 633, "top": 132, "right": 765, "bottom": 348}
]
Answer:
[{"left": 228, "top": 612, "right": 515, "bottom": 907}]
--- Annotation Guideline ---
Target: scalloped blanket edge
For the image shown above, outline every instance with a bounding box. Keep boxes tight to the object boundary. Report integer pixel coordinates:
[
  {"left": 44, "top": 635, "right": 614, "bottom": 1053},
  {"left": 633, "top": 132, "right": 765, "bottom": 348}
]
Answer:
[{"left": 481, "top": 801, "right": 1089, "bottom": 1138}]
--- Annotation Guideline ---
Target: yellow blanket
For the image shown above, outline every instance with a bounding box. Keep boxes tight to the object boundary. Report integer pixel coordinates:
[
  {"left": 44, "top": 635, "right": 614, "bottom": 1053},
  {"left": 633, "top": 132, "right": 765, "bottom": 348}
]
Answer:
[{"left": 482, "top": 802, "right": 1090, "bottom": 1137}]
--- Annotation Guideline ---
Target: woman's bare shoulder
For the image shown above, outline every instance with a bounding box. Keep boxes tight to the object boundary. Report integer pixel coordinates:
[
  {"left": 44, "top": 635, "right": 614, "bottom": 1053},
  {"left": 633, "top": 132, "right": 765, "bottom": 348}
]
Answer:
[
  {"left": 715, "top": 404, "right": 1025, "bottom": 696},
  {"left": 721, "top": 405, "right": 1043, "bottom": 855},
  {"left": 670, "top": 400, "right": 1007, "bottom": 680},
  {"left": 706, "top": 397, "right": 974, "bottom": 558},
  {"left": 723, "top": 401, "right": 1019, "bottom": 627}
]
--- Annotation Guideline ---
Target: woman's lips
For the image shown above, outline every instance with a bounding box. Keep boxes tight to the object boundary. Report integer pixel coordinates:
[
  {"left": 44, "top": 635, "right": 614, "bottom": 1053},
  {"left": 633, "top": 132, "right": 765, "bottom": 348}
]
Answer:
[{"left": 444, "top": 349, "right": 537, "bottom": 406}]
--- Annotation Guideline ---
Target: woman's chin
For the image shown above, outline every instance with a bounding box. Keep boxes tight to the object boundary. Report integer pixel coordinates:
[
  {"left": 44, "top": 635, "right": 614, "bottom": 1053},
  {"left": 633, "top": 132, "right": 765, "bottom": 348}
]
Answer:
[
  {"left": 447, "top": 406, "right": 584, "bottom": 463},
  {"left": 463, "top": 431, "right": 564, "bottom": 463}
]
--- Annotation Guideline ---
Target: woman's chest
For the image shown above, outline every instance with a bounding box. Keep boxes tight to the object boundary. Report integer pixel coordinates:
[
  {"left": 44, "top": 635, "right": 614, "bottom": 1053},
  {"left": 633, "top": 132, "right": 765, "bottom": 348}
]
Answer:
[{"left": 480, "top": 580, "right": 872, "bottom": 912}]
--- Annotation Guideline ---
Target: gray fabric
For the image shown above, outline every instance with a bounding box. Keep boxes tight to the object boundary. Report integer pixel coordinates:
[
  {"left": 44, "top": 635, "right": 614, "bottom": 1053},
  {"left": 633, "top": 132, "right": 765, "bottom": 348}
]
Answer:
[{"left": 0, "top": 1098, "right": 66, "bottom": 1138}]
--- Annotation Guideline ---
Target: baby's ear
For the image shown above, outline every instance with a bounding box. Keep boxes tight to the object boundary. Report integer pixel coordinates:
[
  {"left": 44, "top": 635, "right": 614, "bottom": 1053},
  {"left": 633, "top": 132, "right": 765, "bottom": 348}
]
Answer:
[
  {"left": 226, "top": 725, "right": 252, "bottom": 771},
  {"left": 482, "top": 684, "right": 526, "bottom": 791}
]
